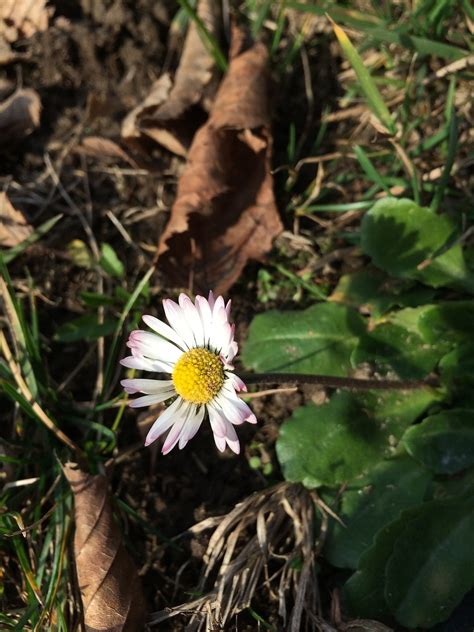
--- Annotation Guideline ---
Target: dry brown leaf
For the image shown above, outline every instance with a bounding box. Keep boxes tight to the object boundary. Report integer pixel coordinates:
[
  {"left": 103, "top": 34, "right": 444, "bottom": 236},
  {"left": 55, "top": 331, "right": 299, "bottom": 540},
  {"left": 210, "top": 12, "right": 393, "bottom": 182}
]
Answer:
[
  {"left": 63, "top": 462, "right": 147, "bottom": 632},
  {"left": 0, "top": 192, "right": 32, "bottom": 247},
  {"left": 122, "top": 0, "right": 221, "bottom": 157},
  {"left": 0, "top": 0, "right": 52, "bottom": 43},
  {"left": 0, "top": 88, "right": 41, "bottom": 143},
  {"left": 74, "top": 136, "right": 140, "bottom": 168},
  {"left": 156, "top": 33, "right": 283, "bottom": 294}
]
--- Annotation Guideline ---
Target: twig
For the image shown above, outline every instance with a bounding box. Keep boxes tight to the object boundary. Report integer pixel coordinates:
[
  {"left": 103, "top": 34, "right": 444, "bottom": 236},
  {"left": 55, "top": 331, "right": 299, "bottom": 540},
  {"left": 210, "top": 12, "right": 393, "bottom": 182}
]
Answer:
[
  {"left": 240, "top": 372, "right": 437, "bottom": 391},
  {"left": 243, "top": 387, "right": 298, "bottom": 399}
]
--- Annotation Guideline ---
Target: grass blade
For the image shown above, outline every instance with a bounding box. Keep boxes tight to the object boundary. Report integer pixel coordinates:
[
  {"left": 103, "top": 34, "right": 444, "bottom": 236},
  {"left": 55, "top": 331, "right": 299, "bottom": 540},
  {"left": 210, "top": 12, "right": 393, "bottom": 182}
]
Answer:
[
  {"left": 329, "top": 17, "right": 396, "bottom": 133},
  {"left": 2, "top": 214, "right": 63, "bottom": 265},
  {"left": 177, "top": 0, "right": 228, "bottom": 72}
]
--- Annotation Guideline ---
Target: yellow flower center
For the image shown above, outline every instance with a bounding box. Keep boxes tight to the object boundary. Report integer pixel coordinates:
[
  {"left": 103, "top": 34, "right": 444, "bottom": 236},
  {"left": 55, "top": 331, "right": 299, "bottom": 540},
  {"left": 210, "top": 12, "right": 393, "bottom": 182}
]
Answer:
[{"left": 172, "top": 348, "right": 225, "bottom": 404}]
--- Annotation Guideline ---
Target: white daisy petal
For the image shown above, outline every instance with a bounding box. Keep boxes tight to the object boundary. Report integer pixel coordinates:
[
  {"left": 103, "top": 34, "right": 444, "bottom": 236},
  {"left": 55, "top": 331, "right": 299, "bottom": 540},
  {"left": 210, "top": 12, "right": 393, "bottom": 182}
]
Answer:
[
  {"left": 215, "top": 392, "right": 256, "bottom": 425},
  {"left": 145, "top": 397, "right": 183, "bottom": 446},
  {"left": 162, "top": 401, "right": 193, "bottom": 454},
  {"left": 142, "top": 315, "right": 186, "bottom": 349},
  {"left": 179, "top": 405, "right": 205, "bottom": 449},
  {"left": 179, "top": 294, "right": 204, "bottom": 347},
  {"left": 127, "top": 330, "right": 183, "bottom": 363},
  {"left": 129, "top": 390, "right": 175, "bottom": 408},
  {"left": 213, "top": 295, "right": 225, "bottom": 316},
  {"left": 222, "top": 419, "right": 240, "bottom": 454},
  {"left": 195, "top": 295, "right": 213, "bottom": 347},
  {"left": 207, "top": 403, "right": 227, "bottom": 438},
  {"left": 213, "top": 434, "right": 226, "bottom": 452},
  {"left": 207, "top": 290, "right": 215, "bottom": 310},
  {"left": 120, "top": 355, "right": 172, "bottom": 373},
  {"left": 163, "top": 299, "right": 195, "bottom": 349},
  {"left": 120, "top": 378, "right": 174, "bottom": 394}
]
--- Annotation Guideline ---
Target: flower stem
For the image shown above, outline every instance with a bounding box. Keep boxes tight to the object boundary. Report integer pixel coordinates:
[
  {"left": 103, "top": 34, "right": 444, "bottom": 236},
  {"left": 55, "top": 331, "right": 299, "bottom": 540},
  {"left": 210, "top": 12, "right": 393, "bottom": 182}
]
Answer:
[{"left": 240, "top": 373, "right": 438, "bottom": 391}]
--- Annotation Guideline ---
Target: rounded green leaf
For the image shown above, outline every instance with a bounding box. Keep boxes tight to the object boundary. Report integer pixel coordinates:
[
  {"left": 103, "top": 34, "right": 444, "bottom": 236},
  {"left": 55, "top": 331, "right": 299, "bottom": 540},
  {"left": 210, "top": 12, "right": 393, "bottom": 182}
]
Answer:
[
  {"left": 385, "top": 497, "right": 474, "bottom": 628},
  {"left": 330, "top": 269, "right": 434, "bottom": 318},
  {"left": 324, "top": 456, "right": 431, "bottom": 569},
  {"left": 242, "top": 303, "right": 366, "bottom": 376},
  {"left": 402, "top": 409, "right": 474, "bottom": 474},
  {"left": 361, "top": 198, "right": 473, "bottom": 292},
  {"left": 276, "top": 389, "right": 438, "bottom": 488},
  {"left": 440, "top": 344, "right": 474, "bottom": 383},
  {"left": 343, "top": 509, "right": 419, "bottom": 621},
  {"left": 417, "top": 302, "right": 474, "bottom": 344},
  {"left": 352, "top": 321, "right": 444, "bottom": 379}
]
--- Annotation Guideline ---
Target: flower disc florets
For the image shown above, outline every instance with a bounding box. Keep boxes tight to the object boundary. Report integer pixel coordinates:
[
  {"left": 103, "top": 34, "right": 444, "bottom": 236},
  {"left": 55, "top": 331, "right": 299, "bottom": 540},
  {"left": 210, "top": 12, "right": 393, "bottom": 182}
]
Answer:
[
  {"left": 172, "top": 348, "right": 225, "bottom": 404},
  {"left": 120, "top": 291, "right": 256, "bottom": 455}
]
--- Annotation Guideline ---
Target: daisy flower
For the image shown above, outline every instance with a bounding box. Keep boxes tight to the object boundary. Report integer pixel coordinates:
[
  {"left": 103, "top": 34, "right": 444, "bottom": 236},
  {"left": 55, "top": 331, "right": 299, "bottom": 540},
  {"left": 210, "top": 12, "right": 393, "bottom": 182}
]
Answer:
[{"left": 121, "top": 292, "right": 256, "bottom": 455}]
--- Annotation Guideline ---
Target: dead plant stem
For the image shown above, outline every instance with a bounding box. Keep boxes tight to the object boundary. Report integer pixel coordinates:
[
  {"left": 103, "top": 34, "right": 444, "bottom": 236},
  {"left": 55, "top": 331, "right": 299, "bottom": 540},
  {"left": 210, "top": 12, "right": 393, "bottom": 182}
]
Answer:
[{"left": 241, "top": 373, "right": 437, "bottom": 391}]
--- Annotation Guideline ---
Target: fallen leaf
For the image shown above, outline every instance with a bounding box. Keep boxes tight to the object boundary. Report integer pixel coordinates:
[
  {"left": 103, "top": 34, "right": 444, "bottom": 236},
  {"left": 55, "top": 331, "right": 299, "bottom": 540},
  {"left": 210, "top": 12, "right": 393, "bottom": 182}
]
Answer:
[
  {"left": 74, "top": 136, "right": 139, "bottom": 168},
  {"left": 0, "top": 0, "right": 52, "bottom": 43},
  {"left": 0, "top": 192, "right": 32, "bottom": 247},
  {"left": 156, "top": 31, "right": 283, "bottom": 294},
  {"left": 63, "top": 463, "right": 147, "bottom": 632},
  {"left": 0, "top": 88, "right": 41, "bottom": 143},
  {"left": 122, "top": 0, "right": 222, "bottom": 157}
]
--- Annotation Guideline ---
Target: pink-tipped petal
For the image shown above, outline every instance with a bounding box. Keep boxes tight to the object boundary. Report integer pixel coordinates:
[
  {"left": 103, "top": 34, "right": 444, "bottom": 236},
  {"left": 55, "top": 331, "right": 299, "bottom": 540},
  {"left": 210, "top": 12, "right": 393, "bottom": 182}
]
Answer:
[
  {"left": 129, "top": 391, "right": 175, "bottom": 408},
  {"left": 162, "top": 413, "right": 188, "bottom": 454},
  {"left": 142, "top": 314, "right": 186, "bottom": 349},
  {"left": 162, "top": 299, "right": 195, "bottom": 349},
  {"left": 207, "top": 404, "right": 227, "bottom": 438},
  {"left": 121, "top": 378, "right": 174, "bottom": 394},
  {"left": 127, "top": 330, "right": 182, "bottom": 363},
  {"left": 207, "top": 290, "right": 215, "bottom": 309},
  {"left": 227, "top": 374, "right": 247, "bottom": 393},
  {"left": 145, "top": 397, "right": 182, "bottom": 446},
  {"left": 179, "top": 294, "right": 204, "bottom": 347},
  {"left": 179, "top": 405, "right": 205, "bottom": 449}
]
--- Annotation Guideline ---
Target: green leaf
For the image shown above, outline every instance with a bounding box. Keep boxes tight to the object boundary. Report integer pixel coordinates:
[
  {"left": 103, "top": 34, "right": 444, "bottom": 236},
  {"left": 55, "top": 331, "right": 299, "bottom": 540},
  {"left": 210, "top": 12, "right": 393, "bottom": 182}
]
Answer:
[
  {"left": 361, "top": 198, "right": 474, "bottom": 292},
  {"left": 330, "top": 269, "right": 434, "bottom": 318},
  {"left": 324, "top": 456, "right": 431, "bottom": 569},
  {"left": 439, "top": 344, "right": 474, "bottom": 382},
  {"left": 55, "top": 315, "right": 117, "bottom": 342},
  {"left": 276, "top": 389, "right": 438, "bottom": 488},
  {"left": 242, "top": 303, "right": 366, "bottom": 376},
  {"left": 99, "top": 243, "right": 125, "bottom": 278},
  {"left": 343, "top": 507, "right": 420, "bottom": 621},
  {"left": 353, "top": 321, "right": 446, "bottom": 379},
  {"left": 402, "top": 409, "right": 474, "bottom": 474},
  {"left": 80, "top": 291, "right": 116, "bottom": 308},
  {"left": 417, "top": 301, "right": 474, "bottom": 344},
  {"left": 385, "top": 497, "right": 474, "bottom": 628}
]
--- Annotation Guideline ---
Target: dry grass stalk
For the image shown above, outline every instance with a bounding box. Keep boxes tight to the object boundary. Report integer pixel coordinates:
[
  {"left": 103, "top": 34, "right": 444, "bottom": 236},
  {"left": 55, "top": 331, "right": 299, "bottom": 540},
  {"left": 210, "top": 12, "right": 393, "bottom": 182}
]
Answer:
[{"left": 151, "top": 482, "right": 319, "bottom": 630}]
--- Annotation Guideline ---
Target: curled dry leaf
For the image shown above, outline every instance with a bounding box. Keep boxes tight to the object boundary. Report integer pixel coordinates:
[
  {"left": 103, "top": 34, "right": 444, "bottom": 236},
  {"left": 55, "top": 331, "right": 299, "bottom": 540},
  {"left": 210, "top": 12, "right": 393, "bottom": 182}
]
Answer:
[
  {"left": 122, "top": 0, "right": 222, "bottom": 157},
  {"left": 156, "top": 34, "right": 283, "bottom": 294},
  {"left": 63, "top": 463, "right": 147, "bottom": 632},
  {"left": 74, "top": 136, "right": 139, "bottom": 168},
  {"left": 0, "top": 0, "right": 52, "bottom": 43},
  {"left": 0, "top": 192, "right": 32, "bottom": 248},
  {"left": 0, "top": 88, "right": 41, "bottom": 144}
]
